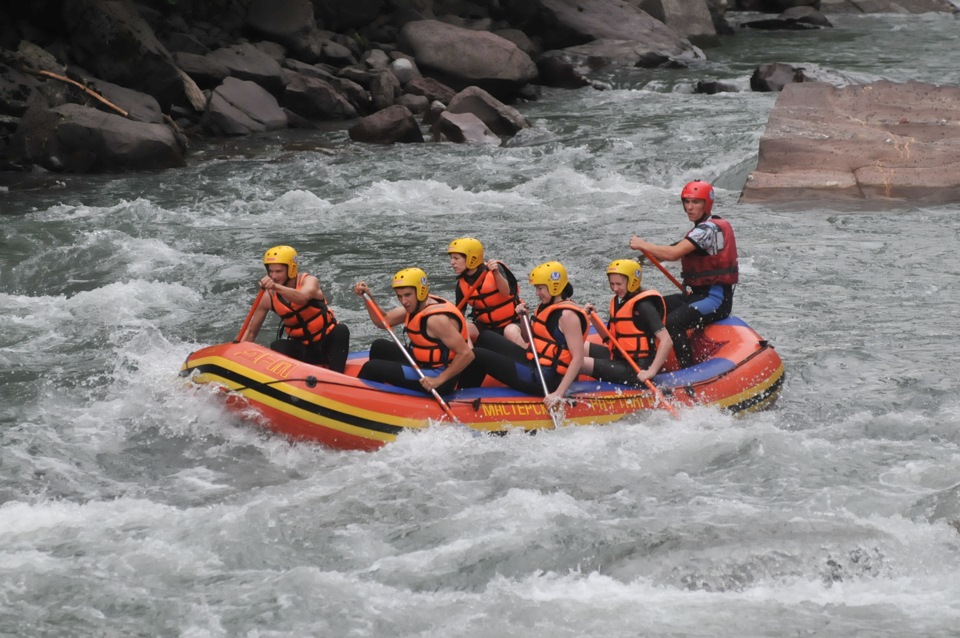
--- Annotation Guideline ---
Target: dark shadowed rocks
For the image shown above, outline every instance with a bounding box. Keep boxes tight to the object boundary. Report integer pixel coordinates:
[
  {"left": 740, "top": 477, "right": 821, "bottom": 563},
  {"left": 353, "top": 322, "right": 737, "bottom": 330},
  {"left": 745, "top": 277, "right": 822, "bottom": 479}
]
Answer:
[
  {"left": 202, "top": 77, "right": 288, "bottom": 136},
  {"left": 348, "top": 104, "right": 424, "bottom": 144},
  {"left": 12, "top": 102, "right": 184, "bottom": 172},
  {"left": 432, "top": 111, "right": 501, "bottom": 145},
  {"left": 399, "top": 20, "right": 538, "bottom": 100},
  {"left": 446, "top": 86, "right": 530, "bottom": 137}
]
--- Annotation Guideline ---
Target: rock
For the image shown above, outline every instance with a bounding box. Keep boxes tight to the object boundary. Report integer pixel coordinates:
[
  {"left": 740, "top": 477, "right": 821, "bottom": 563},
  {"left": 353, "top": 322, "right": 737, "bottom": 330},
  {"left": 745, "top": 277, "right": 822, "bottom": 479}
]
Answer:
[
  {"left": 751, "top": 62, "right": 879, "bottom": 92},
  {"left": 431, "top": 110, "right": 501, "bottom": 145},
  {"left": 173, "top": 52, "right": 230, "bottom": 90},
  {"left": 12, "top": 102, "right": 184, "bottom": 172},
  {"left": 348, "top": 103, "right": 424, "bottom": 144},
  {"left": 422, "top": 100, "right": 446, "bottom": 126},
  {"left": 202, "top": 77, "right": 288, "bottom": 135},
  {"left": 535, "top": 54, "right": 590, "bottom": 89},
  {"left": 398, "top": 92, "right": 429, "bottom": 114},
  {"left": 390, "top": 57, "right": 419, "bottom": 85},
  {"left": 741, "top": 80, "right": 960, "bottom": 205},
  {"left": 640, "top": 0, "right": 719, "bottom": 48},
  {"left": 404, "top": 76, "right": 457, "bottom": 104},
  {"left": 399, "top": 20, "right": 538, "bottom": 100},
  {"left": 62, "top": 0, "right": 188, "bottom": 110},
  {"left": 206, "top": 43, "right": 287, "bottom": 95},
  {"left": 245, "top": 0, "right": 316, "bottom": 53},
  {"left": 84, "top": 78, "right": 164, "bottom": 124},
  {"left": 0, "top": 62, "right": 41, "bottom": 117},
  {"left": 534, "top": 0, "right": 702, "bottom": 63},
  {"left": 282, "top": 72, "right": 358, "bottom": 120},
  {"left": 446, "top": 86, "right": 529, "bottom": 137},
  {"left": 369, "top": 69, "right": 400, "bottom": 111}
]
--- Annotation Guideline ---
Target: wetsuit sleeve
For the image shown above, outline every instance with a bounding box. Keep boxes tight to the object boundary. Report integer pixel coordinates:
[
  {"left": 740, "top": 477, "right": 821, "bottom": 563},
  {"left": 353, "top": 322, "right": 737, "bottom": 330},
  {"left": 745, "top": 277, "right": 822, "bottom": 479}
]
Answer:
[{"left": 634, "top": 299, "right": 666, "bottom": 335}]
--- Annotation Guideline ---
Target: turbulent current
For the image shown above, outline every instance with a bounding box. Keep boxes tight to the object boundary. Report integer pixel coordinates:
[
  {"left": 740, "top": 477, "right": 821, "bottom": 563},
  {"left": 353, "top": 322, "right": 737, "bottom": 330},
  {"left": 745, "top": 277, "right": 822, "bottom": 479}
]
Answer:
[{"left": 1, "top": 13, "right": 959, "bottom": 637}]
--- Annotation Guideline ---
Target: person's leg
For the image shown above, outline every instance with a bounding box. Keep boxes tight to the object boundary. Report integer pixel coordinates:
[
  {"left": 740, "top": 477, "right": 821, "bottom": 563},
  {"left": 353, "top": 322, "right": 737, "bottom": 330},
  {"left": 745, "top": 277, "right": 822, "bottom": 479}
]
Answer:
[
  {"left": 665, "top": 303, "right": 703, "bottom": 369},
  {"left": 319, "top": 323, "right": 350, "bottom": 373},
  {"left": 464, "top": 346, "right": 543, "bottom": 395},
  {"left": 269, "top": 338, "right": 305, "bottom": 360}
]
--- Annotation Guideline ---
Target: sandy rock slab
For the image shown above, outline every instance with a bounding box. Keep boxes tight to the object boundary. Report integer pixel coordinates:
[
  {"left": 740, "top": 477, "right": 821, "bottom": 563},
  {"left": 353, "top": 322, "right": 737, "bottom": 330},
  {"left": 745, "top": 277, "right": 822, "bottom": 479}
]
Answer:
[{"left": 741, "top": 80, "right": 960, "bottom": 206}]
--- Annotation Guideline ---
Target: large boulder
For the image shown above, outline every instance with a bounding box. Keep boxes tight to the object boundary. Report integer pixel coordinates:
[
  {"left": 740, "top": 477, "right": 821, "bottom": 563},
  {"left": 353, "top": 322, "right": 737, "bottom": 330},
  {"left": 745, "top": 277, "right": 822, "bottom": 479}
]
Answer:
[
  {"left": 205, "top": 43, "right": 287, "bottom": 95},
  {"left": 12, "top": 102, "right": 184, "bottom": 172},
  {"left": 640, "top": 0, "right": 719, "bottom": 48},
  {"left": 61, "top": 0, "right": 187, "bottom": 110},
  {"left": 399, "top": 20, "right": 538, "bottom": 100},
  {"left": 202, "top": 77, "right": 288, "bottom": 136},
  {"left": 740, "top": 81, "right": 960, "bottom": 206},
  {"left": 534, "top": 0, "right": 702, "bottom": 64},
  {"left": 245, "top": 0, "right": 316, "bottom": 52},
  {"left": 282, "top": 72, "right": 357, "bottom": 120}
]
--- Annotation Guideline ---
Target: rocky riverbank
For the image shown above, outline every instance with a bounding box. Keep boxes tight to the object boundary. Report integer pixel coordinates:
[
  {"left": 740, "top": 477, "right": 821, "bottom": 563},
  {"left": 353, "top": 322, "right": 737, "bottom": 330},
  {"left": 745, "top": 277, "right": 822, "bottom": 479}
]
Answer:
[{"left": 0, "top": 0, "right": 956, "bottom": 179}]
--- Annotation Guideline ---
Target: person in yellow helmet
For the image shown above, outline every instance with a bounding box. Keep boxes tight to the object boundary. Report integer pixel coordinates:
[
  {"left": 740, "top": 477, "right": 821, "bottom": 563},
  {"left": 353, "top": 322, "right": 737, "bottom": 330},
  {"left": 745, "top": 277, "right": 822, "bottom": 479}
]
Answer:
[
  {"left": 240, "top": 245, "right": 350, "bottom": 373},
  {"left": 446, "top": 237, "right": 524, "bottom": 346},
  {"left": 582, "top": 259, "right": 672, "bottom": 385},
  {"left": 352, "top": 267, "right": 474, "bottom": 395},
  {"left": 461, "top": 261, "right": 587, "bottom": 408}
]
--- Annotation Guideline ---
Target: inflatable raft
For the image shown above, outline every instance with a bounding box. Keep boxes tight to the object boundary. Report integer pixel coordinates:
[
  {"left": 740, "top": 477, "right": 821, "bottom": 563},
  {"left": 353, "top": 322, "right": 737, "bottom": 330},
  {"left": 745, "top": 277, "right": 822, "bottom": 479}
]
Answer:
[{"left": 180, "top": 317, "right": 783, "bottom": 451}]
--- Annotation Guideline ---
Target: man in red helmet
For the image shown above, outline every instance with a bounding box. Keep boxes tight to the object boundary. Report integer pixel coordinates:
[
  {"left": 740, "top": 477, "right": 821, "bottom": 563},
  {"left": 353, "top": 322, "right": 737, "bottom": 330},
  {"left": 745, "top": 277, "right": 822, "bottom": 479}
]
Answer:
[{"left": 629, "top": 181, "right": 738, "bottom": 369}]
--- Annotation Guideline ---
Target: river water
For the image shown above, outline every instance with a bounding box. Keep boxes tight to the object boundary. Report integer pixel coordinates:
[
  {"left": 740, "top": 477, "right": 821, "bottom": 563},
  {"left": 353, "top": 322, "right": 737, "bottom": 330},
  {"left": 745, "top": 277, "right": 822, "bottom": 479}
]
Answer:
[{"left": 2, "top": 12, "right": 959, "bottom": 637}]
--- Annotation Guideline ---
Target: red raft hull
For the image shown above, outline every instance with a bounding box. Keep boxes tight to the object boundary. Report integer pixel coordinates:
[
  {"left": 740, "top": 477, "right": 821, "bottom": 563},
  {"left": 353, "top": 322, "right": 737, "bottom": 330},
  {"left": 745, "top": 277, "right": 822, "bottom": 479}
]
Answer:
[{"left": 180, "top": 317, "right": 784, "bottom": 451}]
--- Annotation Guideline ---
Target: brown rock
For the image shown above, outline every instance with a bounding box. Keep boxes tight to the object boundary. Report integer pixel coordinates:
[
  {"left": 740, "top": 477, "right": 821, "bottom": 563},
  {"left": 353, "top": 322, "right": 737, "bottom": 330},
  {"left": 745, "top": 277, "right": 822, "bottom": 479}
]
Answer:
[{"left": 741, "top": 81, "right": 960, "bottom": 206}]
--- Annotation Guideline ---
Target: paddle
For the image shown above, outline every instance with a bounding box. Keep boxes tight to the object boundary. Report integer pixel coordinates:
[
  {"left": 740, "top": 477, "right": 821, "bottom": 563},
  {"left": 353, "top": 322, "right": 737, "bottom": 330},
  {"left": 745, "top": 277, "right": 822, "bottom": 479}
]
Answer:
[
  {"left": 361, "top": 291, "right": 459, "bottom": 423},
  {"left": 234, "top": 288, "right": 265, "bottom": 342},
  {"left": 456, "top": 270, "right": 489, "bottom": 312},
  {"left": 638, "top": 249, "right": 686, "bottom": 294},
  {"left": 519, "top": 310, "right": 564, "bottom": 429},
  {"left": 587, "top": 309, "right": 679, "bottom": 418}
]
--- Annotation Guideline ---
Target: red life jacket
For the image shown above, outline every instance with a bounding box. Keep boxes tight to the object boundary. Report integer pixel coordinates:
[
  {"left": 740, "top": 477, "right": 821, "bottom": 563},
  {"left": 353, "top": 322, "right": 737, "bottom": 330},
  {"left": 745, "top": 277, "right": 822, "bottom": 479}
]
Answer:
[
  {"left": 527, "top": 300, "right": 588, "bottom": 375},
  {"left": 270, "top": 273, "right": 337, "bottom": 345},
  {"left": 680, "top": 215, "right": 739, "bottom": 287},
  {"left": 404, "top": 295, "right": 469, "bottom": 368},
  {"left": 607, "top": 290, "right": 667, "bottom": 361},
  {"left": 457, "top": 266, "right": 520, "bottom": 329}
]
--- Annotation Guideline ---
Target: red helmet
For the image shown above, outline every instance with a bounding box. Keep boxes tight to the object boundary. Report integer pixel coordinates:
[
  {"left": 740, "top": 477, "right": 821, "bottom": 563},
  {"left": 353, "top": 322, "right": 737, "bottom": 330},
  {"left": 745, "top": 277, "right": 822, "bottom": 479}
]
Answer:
[{"left": 680, "top": 180, "right": 714, "bottom": 214}]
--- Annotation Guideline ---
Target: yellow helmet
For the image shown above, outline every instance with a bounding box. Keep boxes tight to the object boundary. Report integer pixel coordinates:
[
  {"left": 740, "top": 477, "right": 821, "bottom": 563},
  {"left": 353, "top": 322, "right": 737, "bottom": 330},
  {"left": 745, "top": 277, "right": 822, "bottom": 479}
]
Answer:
[
  {"left": 447, "top": 237, "right": 484, "bottom": 270},
  {"left": 529, "top": 261, "right": 568, "bottom": 297},
  {"left": 392, "top": 267, "right": 429, "bottom": 302},
  {"left": 263, "top": 245, "right": 299, "bottom": 279},
  {"left": 606, "top": 259, "right": 643, "bottom": 293}
]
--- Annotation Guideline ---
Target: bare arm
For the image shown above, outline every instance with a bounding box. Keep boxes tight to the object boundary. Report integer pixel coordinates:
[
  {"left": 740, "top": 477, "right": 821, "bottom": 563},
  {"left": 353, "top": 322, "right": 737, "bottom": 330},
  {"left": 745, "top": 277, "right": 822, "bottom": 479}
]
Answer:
[
  {"left": 353, "top": 281, "right": 405, "bottom": 328},
  {"left": 259, "top": 273, "right": 323, "bottom": 306},
  {"left": 628, "top": 237, "right": 697, "bottom": 262},
  {"left": 638, "top": 328, "right": 673, "bottom": 382},
  {"left": 420, "top": 316, "right": 476, "bottom": 391},
  {"left": 239, "top": 293, "right": 272, "bottom": 342},
  {"left": 486, "top": 259, "right": 513, "bottom": 297}
]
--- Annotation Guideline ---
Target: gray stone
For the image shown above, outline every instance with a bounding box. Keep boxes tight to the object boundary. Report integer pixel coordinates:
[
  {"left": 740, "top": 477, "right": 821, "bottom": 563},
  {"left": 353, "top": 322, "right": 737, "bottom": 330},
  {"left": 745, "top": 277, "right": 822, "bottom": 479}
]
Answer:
[
  {"left": 202, "top": 77, "right": 288, "bottom": 136},
  {"left": 348, "top": 104, "right": 424, "bottom": 144},
  {"left": 446, "top": 86, "right": 529, "bottom": 137}
]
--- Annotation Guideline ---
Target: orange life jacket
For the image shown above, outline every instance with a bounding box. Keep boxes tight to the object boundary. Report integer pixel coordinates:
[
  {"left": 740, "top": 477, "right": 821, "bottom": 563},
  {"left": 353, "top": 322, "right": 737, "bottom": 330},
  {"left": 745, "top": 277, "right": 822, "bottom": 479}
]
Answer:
[
  {"left": 404, "top": 295, "right": 469, "bottom": 368},
  {"left": 527, "top": 300, "right": 588, "bottom": 375},
  {"left": 607, "top": 290, "right": 667, "bottom": 361},
  {"left": 680, "top": 215, "right": 739, "bottom": 287},
  {"left": 457, "top": 266, "right": 520, "bottom": 329},
  {"left": 270, "top": 273, "right": 337, "bottom": 345}
]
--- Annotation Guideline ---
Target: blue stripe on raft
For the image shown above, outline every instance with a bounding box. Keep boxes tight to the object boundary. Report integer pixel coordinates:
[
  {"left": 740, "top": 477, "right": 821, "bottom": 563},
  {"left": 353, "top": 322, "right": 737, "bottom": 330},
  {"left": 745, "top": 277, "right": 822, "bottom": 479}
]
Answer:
[{"left": 654, "top": 357, "right": 737, "bottom": 388}]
